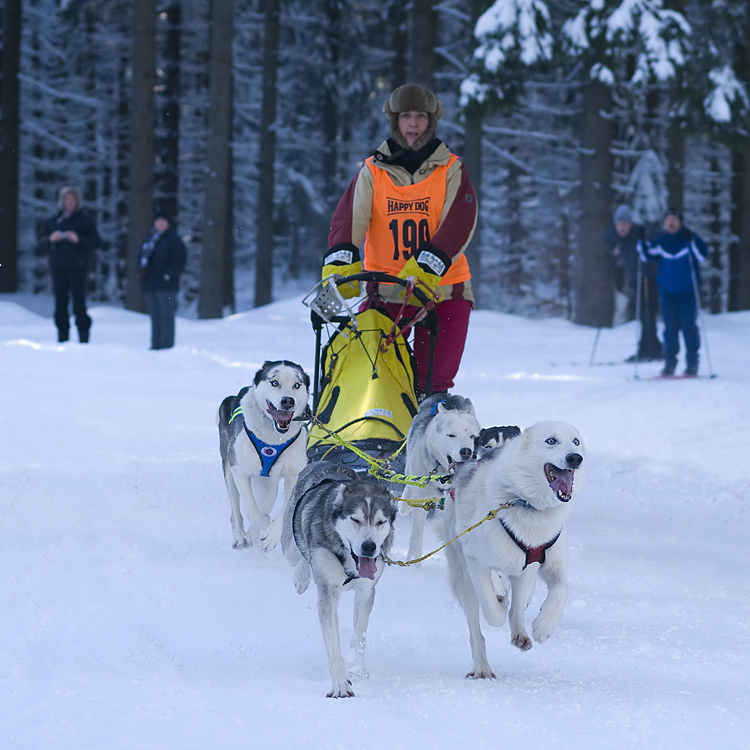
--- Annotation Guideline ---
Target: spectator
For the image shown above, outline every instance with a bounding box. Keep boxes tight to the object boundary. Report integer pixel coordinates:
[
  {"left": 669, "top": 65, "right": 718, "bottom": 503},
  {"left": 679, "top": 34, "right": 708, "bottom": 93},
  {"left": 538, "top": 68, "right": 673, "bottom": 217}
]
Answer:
[
  {"left": 640, "top": 208, "right": 707, "bottom": 376},
  {"left": 602, "top": 204, "right": 662, "bottom": 361},
  {"left": 324, "top": 83, "right": 478, "bottom": 399},
  {"left": 137, "top": 211, "right": 187, "bottom": 350},
  {"left": 39, "top": 186, "right": 101, "bottom": 343}
]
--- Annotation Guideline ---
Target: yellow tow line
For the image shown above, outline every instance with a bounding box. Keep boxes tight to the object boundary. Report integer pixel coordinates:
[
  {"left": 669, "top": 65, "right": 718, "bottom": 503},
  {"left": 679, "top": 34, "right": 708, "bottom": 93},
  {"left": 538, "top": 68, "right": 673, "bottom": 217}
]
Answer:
[{"left": 308, "top": 414, "right": 512, "bottom": 567}]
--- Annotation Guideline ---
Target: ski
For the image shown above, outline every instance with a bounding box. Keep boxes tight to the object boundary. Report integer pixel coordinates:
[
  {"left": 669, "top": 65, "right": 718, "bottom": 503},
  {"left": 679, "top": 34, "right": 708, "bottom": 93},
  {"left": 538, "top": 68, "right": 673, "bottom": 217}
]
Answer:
[{"left": 632, "top": 373, "right": 717, "bottom": 381}]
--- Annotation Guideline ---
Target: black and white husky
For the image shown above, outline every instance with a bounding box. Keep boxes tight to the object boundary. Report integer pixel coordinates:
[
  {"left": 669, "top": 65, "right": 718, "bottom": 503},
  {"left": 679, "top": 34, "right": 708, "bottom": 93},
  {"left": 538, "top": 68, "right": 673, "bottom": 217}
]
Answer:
[
  {"left": 400, "top": 394, "right": 481, "bottom": 560},
  {"left": 217, "top": 360, "right": 310, "bottom": 551},
  {"left": 281, "top": 462, "right": 396, "bottom": 698},
  {"left": 444, "top": 421, "right": 586, "bottom": 678}
]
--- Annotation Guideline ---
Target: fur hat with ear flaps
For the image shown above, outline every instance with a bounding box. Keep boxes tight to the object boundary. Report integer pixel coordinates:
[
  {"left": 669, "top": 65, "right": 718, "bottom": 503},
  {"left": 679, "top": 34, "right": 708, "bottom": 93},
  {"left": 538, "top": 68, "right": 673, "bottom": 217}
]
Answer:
[{"left": 383, "top": 84, "right": 444, "bottom": 151}]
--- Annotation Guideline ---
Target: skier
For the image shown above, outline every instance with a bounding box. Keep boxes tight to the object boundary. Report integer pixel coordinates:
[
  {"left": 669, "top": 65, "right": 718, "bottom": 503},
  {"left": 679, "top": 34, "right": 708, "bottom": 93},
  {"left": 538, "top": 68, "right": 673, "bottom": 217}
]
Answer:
[
  {"left": 602, "top": 204, "right": 662, "bottom": 361},
  {"left": 639, "top": 208, "right": 707, "bottom": 377}
]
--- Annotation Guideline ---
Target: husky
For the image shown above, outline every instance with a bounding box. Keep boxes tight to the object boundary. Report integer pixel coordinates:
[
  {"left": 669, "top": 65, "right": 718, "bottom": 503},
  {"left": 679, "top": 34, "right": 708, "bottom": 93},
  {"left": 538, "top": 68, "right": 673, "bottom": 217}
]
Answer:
[
  {"left": 217, "top": 360, "right": 310, "bottom": 551},
  {"left": 281, "top": 462, "right": 396, "bottom": 698},
  {"left": 474, "top": 425, "right": 521, "bottom": 459},
  {"left": 400, "top": 393, "right": 481, "bottom": 561},
  {"left": 443, "top": 421, "right": 585, "bottom": 678}
]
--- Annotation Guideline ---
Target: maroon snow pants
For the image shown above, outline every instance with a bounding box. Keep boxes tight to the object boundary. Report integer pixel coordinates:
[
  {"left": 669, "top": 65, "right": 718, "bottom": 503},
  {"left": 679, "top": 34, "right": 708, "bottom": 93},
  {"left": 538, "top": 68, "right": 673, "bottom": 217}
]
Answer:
[{"left": 375, "top": 297, "right": 473, "bottom": 394}]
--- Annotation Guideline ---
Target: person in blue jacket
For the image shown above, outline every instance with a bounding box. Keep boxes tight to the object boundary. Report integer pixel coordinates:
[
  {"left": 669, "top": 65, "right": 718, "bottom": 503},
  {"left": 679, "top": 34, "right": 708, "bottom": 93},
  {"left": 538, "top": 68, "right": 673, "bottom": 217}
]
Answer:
[
  {"left": 137, "top": 210, "right": 187, "bottom": 350},
  {"left": 640, "top": 208, "right": 707, "bottom": 376}
]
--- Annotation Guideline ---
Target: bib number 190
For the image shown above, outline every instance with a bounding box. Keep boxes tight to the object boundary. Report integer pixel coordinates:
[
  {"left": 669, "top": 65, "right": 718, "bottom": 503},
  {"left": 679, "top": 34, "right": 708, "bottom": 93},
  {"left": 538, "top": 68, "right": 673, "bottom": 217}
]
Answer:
[{"left": 389, "top": 218, "right": 430, "bottom": 261}]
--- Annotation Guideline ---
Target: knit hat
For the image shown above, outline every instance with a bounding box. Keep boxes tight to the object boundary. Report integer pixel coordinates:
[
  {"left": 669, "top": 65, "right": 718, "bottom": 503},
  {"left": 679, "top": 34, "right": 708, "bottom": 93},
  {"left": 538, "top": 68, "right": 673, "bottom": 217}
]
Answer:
[
  {"left": 153, "top": 209, "right": 172, "bottom": 225},
  {"left": 665, "top": 207, "right": 683, "bottom": 223},
  {"left": 613, "top": 204, "right": 633, "bottom": 224},
  {"left": 383, "top": 84, "right": 444, "bottom": 151},
  {"left": 57, "top": 186, "right": 80, "bottom": 211}
]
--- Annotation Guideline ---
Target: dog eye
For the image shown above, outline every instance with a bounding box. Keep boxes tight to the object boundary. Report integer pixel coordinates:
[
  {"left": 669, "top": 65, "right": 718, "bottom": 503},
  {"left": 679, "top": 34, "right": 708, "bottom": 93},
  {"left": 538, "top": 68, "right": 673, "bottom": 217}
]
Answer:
[
  {"left": 271, "top": 380, "right": 279, "bottom": 387},
  {"left": 573, "top": 438, "right": 580, "bottom": 446},
  {"left": 351, "top": 517, "right": 362, "bottom": 525},
  {"left": 447, "top": 434, "right": 456, "bottom": 439},
  {"left": 293, "top": 382, "right": 301, "bottom": 389},
  {"left": 546, "top": 437, "right": 558, "bottom": 445}
]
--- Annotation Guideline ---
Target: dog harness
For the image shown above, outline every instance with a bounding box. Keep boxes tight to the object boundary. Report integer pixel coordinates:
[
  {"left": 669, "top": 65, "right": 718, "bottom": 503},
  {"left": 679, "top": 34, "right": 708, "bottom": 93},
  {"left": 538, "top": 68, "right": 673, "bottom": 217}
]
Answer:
[
  {"left": 229, "top": 405, "right": 302, "bottom": 478},
  {"left": 498, "top": 517, "right": 561, "bottom": 569}
]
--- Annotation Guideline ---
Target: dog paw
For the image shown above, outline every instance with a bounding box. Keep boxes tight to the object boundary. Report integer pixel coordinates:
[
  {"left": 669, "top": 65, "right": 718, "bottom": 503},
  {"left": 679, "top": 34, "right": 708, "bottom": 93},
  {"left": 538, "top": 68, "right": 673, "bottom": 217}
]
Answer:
[
  {"left": 327, "top": 680, "right": 355, "bottom": 698},
  {"left": 466, "top": 665, "right": 496, "bottom": 680},
  {"left": 259, "top": 521, "right": 282, "bottom": 552},
  {"left": 232, "top": 535, "right": 250, "bottom": 549},
  {"left": 532, "top": 616, "right": 556, "bottom": 644},
  {"left": 511, "top": 633, "right": 533, "bottom": 651}
]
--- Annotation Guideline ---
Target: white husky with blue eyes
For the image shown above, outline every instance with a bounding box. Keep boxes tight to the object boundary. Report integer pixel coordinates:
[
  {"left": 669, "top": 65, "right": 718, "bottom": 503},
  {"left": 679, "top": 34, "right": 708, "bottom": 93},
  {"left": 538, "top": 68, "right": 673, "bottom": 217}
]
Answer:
[{"left": 444, "top": 421, "right": 586, "bottom": 679}]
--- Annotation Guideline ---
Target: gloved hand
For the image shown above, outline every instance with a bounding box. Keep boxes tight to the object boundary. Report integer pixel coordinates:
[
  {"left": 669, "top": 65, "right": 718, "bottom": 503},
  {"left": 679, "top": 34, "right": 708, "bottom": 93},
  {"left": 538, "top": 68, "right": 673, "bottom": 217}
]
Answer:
[
  {"left": 397, "top": 256, "right": 444, "bottom": 301},
  {"left": 322, "top": 260, "right": 362, "bottom": 299}
]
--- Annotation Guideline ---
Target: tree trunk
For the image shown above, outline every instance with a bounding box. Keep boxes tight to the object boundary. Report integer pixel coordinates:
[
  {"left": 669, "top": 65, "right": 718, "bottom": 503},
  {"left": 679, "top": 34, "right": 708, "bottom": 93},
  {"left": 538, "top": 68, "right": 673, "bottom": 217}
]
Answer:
[
  {"left": 253, "top": 0, "right": 279, "bottom": 308},
  {"left": 410, "top": 0, "right": 437, "bottom": 89},
  {"left": 388, "top": 0, "right": 408, "bottom": 87},
  {"left": 199, "top": 0, "right": 235, "bottom": 318},
  {"left": 666, "top": 128, "right": 685, "bottom": 213},
  {"left": 124, "top": 0, "right": 156, "bottom": 312},
  {"left": 0, "top": 0, "right": 21, "bottom": 292},
  {"left": 729, "top": 149, "right": 750, "bottom": 310},
  {"left": 575, "top": 79, "right": 614, "bottom": 327},
  {"left": 462, "top": 110, "right": 483, "bottom": 305},
  {"left": 157, "top": 0, "right": 181, "bottom": 223}
]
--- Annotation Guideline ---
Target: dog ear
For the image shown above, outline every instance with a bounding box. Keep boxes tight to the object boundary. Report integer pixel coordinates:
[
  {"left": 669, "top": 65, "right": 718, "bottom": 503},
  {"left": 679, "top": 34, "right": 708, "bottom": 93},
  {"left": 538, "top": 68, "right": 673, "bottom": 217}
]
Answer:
[{"left": 254, "top": 361, "right": 274, "bottom": 386}]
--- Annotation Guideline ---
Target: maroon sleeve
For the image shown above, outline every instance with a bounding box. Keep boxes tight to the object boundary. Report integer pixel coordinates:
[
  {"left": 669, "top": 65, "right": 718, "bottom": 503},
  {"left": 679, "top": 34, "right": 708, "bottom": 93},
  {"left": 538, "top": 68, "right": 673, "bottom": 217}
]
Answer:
[
  {"left": 327, "top": 174, "right": 359, "bottom": 255},
  {"left": 428, "top": 163, "right": 477, "bottom": 263}
]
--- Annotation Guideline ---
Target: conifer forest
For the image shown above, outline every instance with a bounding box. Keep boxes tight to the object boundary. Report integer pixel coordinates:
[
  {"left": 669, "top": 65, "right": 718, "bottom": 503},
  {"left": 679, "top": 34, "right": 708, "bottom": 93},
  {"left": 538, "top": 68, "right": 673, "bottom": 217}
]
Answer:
[{"left": 1, "top": 0, "right": 749, "bottom": 323}]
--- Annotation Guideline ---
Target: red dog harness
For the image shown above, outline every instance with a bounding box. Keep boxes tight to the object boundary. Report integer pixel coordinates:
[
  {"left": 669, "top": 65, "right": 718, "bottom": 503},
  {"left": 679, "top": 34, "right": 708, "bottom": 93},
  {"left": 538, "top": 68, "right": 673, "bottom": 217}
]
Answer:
[{"left": 498, "top": 518, "right": 560, "bottom": 569}]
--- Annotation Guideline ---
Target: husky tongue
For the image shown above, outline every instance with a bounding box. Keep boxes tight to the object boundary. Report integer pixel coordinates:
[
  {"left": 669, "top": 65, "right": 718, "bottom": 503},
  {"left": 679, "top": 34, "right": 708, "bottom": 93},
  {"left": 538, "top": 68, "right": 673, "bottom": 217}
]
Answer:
[
  {"left": 356, "top": 556, "right": 377, "bottom": 580},
  {"left": 549, "top": 468, "right": 574, "bottom": 498},
  {"left": 266, "top": 402, "right": 294, "bottom": 430}
]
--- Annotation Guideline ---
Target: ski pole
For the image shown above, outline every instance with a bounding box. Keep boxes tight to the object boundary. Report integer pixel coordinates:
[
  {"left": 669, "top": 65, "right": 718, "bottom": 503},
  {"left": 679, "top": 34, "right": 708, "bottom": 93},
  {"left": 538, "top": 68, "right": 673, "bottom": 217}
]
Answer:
[
  {"left": 633, "top": 257, "right": 643, "bottom": 380},
  {"left": 589, "top": 327, "right": 601, "bottom": 366},
  {"left": 689, "top": 251, "right": 716, "bottom": 378}
]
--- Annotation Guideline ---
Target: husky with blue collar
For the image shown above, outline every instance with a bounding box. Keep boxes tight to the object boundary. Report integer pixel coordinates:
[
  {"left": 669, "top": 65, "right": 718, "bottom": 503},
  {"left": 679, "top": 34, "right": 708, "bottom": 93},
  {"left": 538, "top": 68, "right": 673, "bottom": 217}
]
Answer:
[{"left": 218, "top": 360, "right": 310, "bottom": 550}]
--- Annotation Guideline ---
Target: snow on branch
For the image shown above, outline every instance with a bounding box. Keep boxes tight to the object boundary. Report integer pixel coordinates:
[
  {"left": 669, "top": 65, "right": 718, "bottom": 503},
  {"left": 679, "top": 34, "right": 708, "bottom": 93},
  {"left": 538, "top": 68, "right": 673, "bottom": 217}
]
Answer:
[
  {"left": 473, "top": 0, "right": 553, "bottom": 71},
  {"left": 704, "top": 65, "right": 749, "bottom": 124},
  {"left": 563, "top": 0, "right": 691, "bottom": 85}
]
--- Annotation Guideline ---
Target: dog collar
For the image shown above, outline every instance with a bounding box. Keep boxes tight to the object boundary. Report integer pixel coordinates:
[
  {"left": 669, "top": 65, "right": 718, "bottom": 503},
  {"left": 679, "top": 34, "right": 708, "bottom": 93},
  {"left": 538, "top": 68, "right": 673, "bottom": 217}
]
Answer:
[
  {"left": 498, "top": 517, "right": 561, "bottom": 569},
  {"left": 245, "top": 426, "right": 302, "bottom": 478}
]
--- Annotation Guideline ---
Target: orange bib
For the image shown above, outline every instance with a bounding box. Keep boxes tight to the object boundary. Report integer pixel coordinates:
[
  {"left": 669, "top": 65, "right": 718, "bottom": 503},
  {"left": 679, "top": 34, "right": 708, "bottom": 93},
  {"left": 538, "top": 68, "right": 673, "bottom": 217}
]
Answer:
[{"left": 363, "top": 157, "right": 471, "bottom": 285}]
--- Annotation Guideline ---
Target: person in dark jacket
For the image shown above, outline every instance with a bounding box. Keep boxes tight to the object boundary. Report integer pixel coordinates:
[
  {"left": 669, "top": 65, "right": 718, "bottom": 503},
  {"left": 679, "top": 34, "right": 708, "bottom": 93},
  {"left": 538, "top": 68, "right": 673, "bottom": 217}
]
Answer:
[
  {"left": 39, "top": 186, "right": 101, "bottom": 342},
  {"left": 602, "top": 204, "right": 662, "bottom": 362},
  {"left": 138, "top": 211, "right": 187, "bottom": 350},
  {"left": 640, "top": 208, "right": 707, "bottom": 376}
]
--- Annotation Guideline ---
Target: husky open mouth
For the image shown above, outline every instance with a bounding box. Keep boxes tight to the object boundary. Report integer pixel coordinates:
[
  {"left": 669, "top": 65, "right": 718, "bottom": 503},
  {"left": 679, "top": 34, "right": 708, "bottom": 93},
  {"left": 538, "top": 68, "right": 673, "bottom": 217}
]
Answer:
[
  {"left": 267, "top": 401, "right": 294, "bottom": 432},
  {"left": 544, "top": 463, "right": 574, "bottom": 502},
  {"left": 351, "top": 551, "right": 377, "bottom": 580}
]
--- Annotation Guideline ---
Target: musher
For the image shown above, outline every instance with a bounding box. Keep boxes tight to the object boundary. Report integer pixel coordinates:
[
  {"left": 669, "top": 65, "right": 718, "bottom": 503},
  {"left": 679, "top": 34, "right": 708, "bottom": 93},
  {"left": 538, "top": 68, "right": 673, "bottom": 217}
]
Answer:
[{"left": 323, "top": 83, "right": 478, "bottom": 401}]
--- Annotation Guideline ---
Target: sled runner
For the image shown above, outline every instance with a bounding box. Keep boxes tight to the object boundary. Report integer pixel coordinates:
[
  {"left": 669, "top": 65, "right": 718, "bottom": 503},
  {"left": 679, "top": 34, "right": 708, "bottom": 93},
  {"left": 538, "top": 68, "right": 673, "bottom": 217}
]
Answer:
[{"left": 303, "top": 271, "right": 439, "bottom": 474}]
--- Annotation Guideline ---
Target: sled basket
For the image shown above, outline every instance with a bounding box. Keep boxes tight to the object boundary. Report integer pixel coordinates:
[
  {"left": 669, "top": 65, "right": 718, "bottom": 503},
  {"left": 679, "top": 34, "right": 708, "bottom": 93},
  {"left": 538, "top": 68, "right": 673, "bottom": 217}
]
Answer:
[{"left": 305, "top": 272, "right": 439, "bottom": 474}]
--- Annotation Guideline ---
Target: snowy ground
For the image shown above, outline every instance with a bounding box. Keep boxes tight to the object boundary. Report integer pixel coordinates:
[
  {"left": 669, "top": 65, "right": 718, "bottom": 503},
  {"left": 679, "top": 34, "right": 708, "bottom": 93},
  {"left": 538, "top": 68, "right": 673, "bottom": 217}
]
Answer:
[{"left": 1, "top": 293, "right": 748, "bottom": 749}]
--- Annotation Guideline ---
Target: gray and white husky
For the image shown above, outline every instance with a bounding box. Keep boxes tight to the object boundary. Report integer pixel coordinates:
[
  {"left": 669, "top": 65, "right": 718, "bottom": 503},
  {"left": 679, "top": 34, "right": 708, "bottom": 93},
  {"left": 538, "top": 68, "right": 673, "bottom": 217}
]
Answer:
[
  {"left": 444, "top": 421, "right": 586, "bottom": 679},
  {"left": 281, "top": 462, "right": 396, "bottom": 698},
  {"left": 217, "top": 360, "right": 310, "bottom": 551},
  {"left": 400, "top": 393, "right": 481, "bottom": 560}
]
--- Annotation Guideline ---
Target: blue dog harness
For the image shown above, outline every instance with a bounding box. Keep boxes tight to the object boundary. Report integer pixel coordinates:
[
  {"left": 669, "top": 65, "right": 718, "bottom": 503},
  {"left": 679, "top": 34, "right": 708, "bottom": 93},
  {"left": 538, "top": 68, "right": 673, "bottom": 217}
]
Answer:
[{"left": 229, "top": 405, "right": 302, "bottom": 477}]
